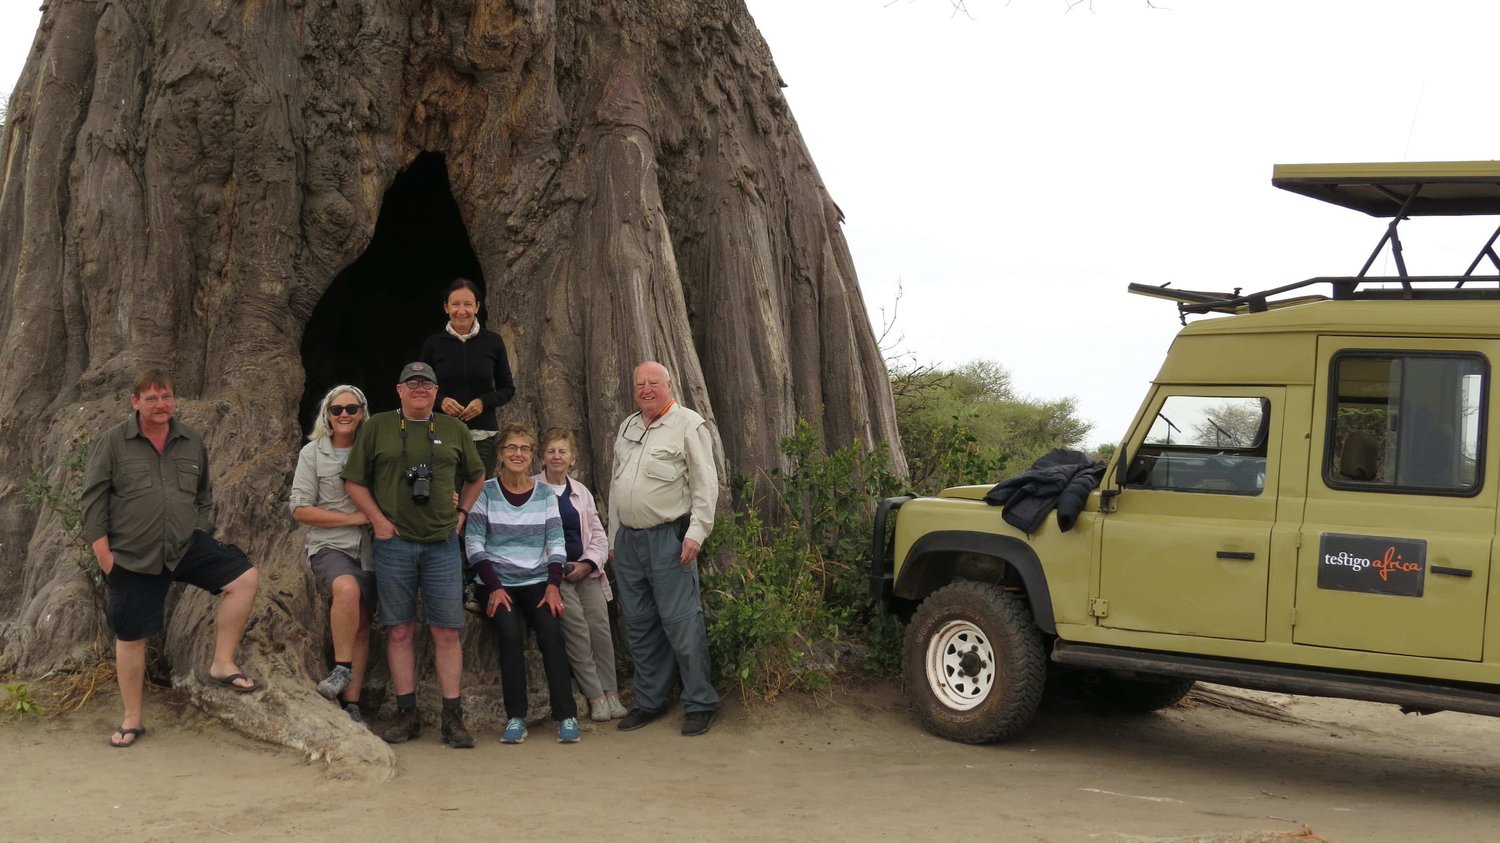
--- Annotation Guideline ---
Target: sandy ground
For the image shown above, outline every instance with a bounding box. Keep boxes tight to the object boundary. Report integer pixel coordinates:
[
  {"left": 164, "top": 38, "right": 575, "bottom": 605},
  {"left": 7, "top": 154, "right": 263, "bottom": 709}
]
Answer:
[{"left": 3, "top": 679, "right": 1498, "bottom": 843}]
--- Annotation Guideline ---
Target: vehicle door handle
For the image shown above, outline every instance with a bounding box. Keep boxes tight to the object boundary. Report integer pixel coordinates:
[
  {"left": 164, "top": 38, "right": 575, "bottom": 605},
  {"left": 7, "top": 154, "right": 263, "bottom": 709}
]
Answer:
[
  {"left": 1216, "top": 551, "right": 1255, "bottom": 560},
  {"left": 1432, "top": 566, "right": 1473, "bottom": 578}
]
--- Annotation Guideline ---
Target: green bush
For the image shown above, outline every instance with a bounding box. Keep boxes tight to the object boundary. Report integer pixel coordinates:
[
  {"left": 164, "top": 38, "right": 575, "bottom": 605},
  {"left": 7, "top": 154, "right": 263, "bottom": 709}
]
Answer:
[
  {"left": 4, "top": 683, "right": 44, "bottom": 719},
  {"left": 702, "top": 422, "right": 906, "bottom": 700},
  {"left": 892, "top": 359, "right": 1090, "bottom": 491}
]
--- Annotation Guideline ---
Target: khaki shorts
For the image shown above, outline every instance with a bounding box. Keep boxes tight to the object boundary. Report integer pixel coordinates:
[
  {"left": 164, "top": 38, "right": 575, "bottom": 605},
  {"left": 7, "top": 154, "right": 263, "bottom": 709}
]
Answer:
[{"left": 309, "top": 547, "right": 376, "bottom": 612}]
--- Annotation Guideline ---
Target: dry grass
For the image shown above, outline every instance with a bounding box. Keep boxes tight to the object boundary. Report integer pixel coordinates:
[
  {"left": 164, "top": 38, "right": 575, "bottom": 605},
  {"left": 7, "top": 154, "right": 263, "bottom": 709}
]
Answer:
[
  {"left": 48, "top": 661, "right": 117, "bottom": 715},
  {"left": 1, "top": 660, "right": 117, "bottom": 717}
]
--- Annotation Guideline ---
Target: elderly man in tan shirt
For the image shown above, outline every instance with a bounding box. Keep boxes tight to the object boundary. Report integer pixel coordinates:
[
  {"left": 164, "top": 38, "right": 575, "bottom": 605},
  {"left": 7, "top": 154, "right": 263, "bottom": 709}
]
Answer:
[{"left": 608, "top": 361, "right": 720, "bottom": 736}]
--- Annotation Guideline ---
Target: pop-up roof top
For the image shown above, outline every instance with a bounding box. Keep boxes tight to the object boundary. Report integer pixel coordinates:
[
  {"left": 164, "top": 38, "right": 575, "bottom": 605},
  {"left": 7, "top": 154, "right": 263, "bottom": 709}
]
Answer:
[
  {"left": 1271, "top": 160, "right": 1500, "bottom": 217},
  {"left": 1131, "top": 161, "right": 1500, "bottom": 319}
]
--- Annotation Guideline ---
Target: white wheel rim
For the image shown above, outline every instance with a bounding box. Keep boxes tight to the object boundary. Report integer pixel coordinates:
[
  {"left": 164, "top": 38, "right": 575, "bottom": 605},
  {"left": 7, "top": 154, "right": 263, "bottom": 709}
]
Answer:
[{"left": 925, "top": 619, "right": 996, "bottom": 711}]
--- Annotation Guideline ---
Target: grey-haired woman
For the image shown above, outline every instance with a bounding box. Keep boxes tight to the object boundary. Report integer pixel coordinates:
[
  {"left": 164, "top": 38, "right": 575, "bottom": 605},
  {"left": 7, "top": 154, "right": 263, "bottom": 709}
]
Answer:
[{"left": 290, "top": 384, "right": 375, "bottom": 722}]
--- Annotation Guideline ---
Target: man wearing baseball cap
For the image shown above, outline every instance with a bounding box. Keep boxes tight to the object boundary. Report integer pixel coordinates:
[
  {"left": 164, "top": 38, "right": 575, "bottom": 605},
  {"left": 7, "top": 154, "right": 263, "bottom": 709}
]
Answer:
[{"left": 344, "top": 361, "right": 484, "bottom": 747}]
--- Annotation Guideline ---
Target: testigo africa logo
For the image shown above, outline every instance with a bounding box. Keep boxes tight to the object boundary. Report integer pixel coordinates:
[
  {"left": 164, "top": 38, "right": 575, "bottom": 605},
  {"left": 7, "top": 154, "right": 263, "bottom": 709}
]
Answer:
[
  {"left": 1317, "top": 533, "right": 1427, "bottom": 598},
  {"left": 1321, "top": 547, "right": 1421, "bottom": 582}
]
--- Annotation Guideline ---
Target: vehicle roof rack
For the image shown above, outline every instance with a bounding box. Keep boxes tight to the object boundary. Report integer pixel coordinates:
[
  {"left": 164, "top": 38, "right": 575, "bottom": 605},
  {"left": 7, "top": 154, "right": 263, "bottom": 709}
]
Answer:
[
  {"left": 1133, "top": 162, "right": 1500, "bottom": 322},
  {"left": 1129, "top": 277, "right": 1500, "bottom": 319}
]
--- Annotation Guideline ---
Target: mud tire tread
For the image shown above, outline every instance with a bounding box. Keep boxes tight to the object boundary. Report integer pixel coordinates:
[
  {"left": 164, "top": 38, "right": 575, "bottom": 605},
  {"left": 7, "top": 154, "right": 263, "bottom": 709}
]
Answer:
[{"left": 903, "top": 580, "right": 1046, "bottom": 744}]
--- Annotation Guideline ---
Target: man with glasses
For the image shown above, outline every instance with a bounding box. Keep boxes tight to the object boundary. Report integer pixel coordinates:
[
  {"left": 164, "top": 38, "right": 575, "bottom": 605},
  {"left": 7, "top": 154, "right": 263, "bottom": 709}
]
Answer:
[
  {"left": 82, "top": 369, "right": 263, "bottom": 748},
  {"left": 344, "top": 361, "right": 484, "bottom": 747},
  {"left": 608, "top": 361, "right": 720, "bottom": 736}
]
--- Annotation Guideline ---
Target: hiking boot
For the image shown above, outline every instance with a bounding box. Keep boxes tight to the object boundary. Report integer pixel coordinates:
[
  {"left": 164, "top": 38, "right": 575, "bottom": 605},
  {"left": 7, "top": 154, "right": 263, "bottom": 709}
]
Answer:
[
  {"left": 382, "top": 707, "right": 421, "bottom": 744},
  {"left": 501, "top": 717, "right": 528, "bottom": 744},
  {"left": 681, "top": 709, "right": 716, "bottom": 737},
  {"left": 588, "top": 695, "right": 612, "bottom": 723},
  {"left": 441, "top": 706, "right": 475, "bottom": 749},
  {"left": 558, "top": 717, "right": 581, "bottom": 743},
  {"left": 616, "top": 706, "right": 670, "bottom": 732},
  {"left": 342, "top": 701, "right": 366, "bottom": 725},
  {"left": 316, "top": 665, "right": 353, "bottom": 701},
  {"left": 606, "top": 694, "right": 629, "bottom": 719}
]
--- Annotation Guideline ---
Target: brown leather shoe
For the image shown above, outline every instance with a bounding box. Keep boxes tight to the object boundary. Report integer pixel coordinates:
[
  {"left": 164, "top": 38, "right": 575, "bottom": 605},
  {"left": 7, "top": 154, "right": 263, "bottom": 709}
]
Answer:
[
  {"left": 381, "top": 706, "right": 421, "bottom": 744},
  {"left": 441, "top": 706, "right": 475, "bottom": 749}
]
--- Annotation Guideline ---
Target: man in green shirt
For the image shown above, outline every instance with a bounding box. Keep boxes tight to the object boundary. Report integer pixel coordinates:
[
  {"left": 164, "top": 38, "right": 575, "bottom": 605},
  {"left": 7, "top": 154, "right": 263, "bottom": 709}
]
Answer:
[
  {"left": 344, "top": 361, "right": 485, "bottom": 748},
  {"left": 82, "top": 370, "right": 262, "bottom": 748}
]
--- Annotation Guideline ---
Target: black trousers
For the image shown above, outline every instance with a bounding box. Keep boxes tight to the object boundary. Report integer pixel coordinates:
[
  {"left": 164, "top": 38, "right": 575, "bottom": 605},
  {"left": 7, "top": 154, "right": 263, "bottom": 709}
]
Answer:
[{"left": 491, "top": 581, "right": 577, "bottom": 721}]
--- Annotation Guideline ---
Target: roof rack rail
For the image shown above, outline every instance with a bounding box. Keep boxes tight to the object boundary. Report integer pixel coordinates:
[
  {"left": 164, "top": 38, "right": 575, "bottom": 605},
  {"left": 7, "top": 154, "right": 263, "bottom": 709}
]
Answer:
[{"left": 1129, "top": 277, "right": 1500, "bottom": 321}]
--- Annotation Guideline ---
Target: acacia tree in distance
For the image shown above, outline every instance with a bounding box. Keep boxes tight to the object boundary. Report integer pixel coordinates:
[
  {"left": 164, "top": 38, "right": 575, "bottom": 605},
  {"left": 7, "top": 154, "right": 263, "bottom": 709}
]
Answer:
[{"left": 0, "top": 0, "right": 903, "bottom": 775}]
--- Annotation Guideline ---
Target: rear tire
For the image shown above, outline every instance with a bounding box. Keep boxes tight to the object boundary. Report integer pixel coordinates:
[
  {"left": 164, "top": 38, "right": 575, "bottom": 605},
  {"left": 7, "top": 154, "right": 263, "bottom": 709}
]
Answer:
[{"left": 903, "top": 581, "right": 1046, "bottom": 744}]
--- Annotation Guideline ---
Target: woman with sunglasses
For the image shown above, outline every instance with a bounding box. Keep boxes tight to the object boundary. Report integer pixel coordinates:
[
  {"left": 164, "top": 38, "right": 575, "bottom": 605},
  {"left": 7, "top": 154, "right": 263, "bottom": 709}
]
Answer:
[
  {"left": 290, "top": 384, "right": 375, "bottom": 723},
  {"left": 465, "top": 423, "right": 581, "bottom": 744},
  {"left": 419, "top": 277, "right": 515, "bottom": 483}
]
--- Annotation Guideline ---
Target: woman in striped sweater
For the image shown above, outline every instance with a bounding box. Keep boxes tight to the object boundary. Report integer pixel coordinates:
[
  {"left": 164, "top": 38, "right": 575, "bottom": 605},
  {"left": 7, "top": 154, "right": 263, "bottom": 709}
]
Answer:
[{"left": 464, "top": 422, "right": 581, "bottom": 744}]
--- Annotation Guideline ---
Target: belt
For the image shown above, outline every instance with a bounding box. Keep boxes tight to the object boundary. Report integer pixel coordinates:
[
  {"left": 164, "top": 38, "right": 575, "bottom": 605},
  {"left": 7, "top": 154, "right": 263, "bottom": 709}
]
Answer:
[{"left": 623, "top": 514, "right": 690, "bottom": 538}]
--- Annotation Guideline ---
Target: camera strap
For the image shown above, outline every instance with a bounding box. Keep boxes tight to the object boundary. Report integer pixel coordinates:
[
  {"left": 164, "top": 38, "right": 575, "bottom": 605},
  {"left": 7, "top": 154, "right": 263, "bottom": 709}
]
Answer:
[{"left": 398, "top": 414, "right": 437, "bottom": 470}]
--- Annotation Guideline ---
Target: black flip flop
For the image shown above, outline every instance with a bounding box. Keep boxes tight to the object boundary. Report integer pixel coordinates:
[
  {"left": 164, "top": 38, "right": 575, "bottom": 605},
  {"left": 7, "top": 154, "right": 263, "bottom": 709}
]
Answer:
[
  {"left": 207, "top": 673, "right": 260, "bottom": 693},
  {"left": 110, "top": 726, "right": 146, "bottom": 748}
]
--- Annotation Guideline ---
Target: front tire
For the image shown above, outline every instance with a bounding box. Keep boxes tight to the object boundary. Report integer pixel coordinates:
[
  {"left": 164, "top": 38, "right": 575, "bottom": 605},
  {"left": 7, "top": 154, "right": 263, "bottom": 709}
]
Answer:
[{"left": 903, "top": 581, "right": 1046, "bottom": 744}]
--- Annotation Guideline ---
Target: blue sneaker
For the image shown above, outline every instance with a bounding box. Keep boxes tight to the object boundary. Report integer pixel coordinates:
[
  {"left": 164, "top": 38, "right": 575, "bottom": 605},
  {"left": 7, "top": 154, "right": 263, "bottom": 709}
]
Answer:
[
  {"left": 501, "top": 717, "right": 528, "bottom": 744},
  {"left": 558, "top": 717, "right": 581, "bottom": 744}
]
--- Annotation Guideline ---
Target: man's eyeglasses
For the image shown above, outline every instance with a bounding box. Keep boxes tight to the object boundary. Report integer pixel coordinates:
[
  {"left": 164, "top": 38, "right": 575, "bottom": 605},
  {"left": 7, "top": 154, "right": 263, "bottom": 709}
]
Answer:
[
  {"left": 501, "top": 444, "right": 534, "bottom": 454},
  {"left": 328, "top": 404, "right": 362, "bottom": 416},
  {"left": 623, "top": 421, "right": 651, "bottom": 444},
  {"left": 400, "top": 379, "right": 436, "bottom": 391}
]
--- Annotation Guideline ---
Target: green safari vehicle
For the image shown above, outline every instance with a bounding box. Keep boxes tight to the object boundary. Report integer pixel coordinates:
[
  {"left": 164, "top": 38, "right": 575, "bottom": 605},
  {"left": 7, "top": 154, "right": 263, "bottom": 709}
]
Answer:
[{"left": 872, "top": 161, "right": 1500, "bottom": 743}]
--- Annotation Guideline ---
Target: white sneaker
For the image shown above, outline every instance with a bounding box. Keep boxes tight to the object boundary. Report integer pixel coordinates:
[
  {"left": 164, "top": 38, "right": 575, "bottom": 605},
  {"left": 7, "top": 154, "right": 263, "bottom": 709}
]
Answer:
[{"left": 588, "top": 696, "right": 612, "bottom": 722}]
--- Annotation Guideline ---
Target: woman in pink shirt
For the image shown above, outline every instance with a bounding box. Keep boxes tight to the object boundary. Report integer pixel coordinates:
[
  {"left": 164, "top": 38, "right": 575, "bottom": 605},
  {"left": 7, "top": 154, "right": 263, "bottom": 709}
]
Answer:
[{"left": 535, "top": 428, "right": 627, "bottom": 721}]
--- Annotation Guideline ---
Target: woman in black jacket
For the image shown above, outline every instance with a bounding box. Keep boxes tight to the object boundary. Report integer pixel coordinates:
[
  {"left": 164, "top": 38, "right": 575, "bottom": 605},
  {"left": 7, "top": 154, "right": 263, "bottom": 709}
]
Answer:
[{"left": 419, "top": 278, "right": 515, "bottom": 481}]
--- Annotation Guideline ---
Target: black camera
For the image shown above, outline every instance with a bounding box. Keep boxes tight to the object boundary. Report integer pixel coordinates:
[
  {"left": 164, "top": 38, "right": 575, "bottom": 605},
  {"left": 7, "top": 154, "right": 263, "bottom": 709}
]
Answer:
[{"left": 406, "top": 464, "right": 434, "bottom": 505}]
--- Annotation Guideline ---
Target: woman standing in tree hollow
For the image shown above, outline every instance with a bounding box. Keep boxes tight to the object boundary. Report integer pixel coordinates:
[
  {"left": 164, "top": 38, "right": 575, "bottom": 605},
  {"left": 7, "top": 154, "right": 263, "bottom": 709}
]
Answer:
[{"left": 419, "top": 277, "right": 515, "bottom": 483}]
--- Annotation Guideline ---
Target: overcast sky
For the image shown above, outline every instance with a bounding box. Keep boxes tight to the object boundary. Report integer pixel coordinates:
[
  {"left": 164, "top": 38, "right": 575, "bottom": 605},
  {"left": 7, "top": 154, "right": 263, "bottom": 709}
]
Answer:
[{"left": 5, "top": 2, "right": 1500, "bottom": 446}]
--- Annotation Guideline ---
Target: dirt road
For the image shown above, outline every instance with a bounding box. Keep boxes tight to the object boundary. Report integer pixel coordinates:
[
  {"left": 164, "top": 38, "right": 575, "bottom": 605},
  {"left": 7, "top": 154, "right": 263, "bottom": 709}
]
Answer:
[{"left": 3, "top": 680, "right": 1496, "bottom": 842}]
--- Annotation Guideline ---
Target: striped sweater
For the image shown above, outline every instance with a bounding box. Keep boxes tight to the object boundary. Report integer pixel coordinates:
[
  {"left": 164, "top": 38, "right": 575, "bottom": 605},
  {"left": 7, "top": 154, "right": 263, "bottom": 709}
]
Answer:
[{"left": 465, "top": 478, "right": 565, "bottom": 588}]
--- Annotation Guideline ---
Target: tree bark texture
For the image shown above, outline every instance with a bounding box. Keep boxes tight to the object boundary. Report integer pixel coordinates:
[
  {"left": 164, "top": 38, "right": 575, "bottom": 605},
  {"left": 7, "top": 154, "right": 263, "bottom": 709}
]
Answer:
[{"left": 0, "top": 0, "right": 903, "bottom": 773}]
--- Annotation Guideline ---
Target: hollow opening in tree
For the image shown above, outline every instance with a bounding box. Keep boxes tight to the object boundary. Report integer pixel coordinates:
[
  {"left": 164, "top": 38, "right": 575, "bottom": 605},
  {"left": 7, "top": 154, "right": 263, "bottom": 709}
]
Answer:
[{"left": 298, "top": 152, "right": 484, "bottom": 431}]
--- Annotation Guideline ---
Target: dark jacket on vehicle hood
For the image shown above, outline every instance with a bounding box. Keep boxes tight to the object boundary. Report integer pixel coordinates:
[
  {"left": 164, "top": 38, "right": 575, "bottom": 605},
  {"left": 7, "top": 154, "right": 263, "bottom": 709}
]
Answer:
[{"left": 983, "top": 448, "right": 1106, "bottom": 536}]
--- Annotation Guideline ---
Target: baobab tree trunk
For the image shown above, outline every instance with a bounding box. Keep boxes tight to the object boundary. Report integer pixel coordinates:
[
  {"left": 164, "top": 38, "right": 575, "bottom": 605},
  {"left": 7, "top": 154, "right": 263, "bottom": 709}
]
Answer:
[{"left": 0, "top": 0, "right": 904, "bottom": 775}]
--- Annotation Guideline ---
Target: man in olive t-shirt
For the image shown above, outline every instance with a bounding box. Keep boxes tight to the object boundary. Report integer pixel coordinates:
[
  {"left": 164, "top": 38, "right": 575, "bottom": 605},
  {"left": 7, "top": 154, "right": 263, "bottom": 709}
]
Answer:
[{"left": 344, "top": 361, "right": 484, "bottom": 748}]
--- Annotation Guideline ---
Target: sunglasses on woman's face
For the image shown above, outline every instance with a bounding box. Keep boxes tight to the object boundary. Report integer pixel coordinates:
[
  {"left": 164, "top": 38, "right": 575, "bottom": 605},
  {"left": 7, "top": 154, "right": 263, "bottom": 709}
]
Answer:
[{"left": 329, "top": 404, "right": 363, "bottom": 416}]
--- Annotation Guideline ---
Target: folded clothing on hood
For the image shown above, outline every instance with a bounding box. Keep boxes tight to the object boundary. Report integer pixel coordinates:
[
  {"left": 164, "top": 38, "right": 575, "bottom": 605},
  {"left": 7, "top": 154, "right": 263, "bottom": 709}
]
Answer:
[{"left": 983, "top": 448, "right": 1106, "bottom": 535}]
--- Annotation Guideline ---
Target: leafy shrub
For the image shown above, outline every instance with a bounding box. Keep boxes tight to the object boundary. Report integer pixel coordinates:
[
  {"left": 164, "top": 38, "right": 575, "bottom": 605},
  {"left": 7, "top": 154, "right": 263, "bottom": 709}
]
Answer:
[
  {"left": 702, "top": 422, "right": 906, "bottom": 700},
  {"left": 4, "top": 683, "right": 44, "bottom": 718},
  {"left": 892, "top": 359, "right": 1090, "bottom": 491}
]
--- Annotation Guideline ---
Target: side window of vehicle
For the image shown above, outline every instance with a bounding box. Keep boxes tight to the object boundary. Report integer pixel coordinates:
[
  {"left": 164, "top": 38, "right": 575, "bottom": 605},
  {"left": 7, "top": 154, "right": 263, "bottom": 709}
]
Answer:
[
  {"left": 1125, "top": 395, "right": 1270, "bottom": 495},
  {"left": 1326, "top": 352, "right": 1486, "bottom": 495}
]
